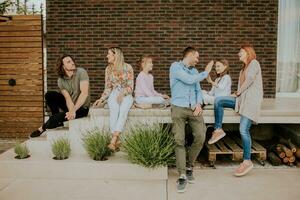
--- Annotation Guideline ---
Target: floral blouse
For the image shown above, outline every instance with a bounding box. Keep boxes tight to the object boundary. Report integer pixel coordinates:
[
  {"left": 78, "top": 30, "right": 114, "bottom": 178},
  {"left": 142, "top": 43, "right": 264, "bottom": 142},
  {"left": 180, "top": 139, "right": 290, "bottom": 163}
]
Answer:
[{"left": 100, "top": 63, "right": 134, "bottom": 101}]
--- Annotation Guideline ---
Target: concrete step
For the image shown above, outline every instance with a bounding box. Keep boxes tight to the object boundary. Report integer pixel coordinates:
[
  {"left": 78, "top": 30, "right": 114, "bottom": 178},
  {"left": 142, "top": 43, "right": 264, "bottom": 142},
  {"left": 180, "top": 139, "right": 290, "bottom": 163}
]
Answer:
[
  {"left": 46, "top": 127, "right": 69, "bottom": 143},
  {"left": 0, "top": 146, "right": 167, "bottom": 181}
]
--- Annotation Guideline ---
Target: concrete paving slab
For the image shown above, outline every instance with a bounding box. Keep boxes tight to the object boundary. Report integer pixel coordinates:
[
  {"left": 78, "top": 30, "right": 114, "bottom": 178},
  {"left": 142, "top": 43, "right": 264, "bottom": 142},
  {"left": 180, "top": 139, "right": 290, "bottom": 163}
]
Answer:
[
  {"left": 0, "top": 178, "right": 166, "bottom": 200},
  {"left": 168, "top": 168, "right": 300, "bottom": 200},
  {"left": 0, "top": 179, "right": 14, "bottom": 192}
]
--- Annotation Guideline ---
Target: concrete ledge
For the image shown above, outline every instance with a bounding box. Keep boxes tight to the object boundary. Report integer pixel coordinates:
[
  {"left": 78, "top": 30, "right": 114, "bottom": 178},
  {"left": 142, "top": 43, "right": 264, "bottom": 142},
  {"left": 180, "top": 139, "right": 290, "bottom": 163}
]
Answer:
[{"left": 89, "top": 98, "right": 300, "bottom": 124}]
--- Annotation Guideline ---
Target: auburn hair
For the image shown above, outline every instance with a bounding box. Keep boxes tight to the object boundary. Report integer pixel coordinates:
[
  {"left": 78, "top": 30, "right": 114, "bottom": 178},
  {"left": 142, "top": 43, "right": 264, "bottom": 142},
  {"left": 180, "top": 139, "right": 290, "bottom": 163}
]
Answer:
[{"left": 241, "top": 45, "right": 256, "bottom": 67}]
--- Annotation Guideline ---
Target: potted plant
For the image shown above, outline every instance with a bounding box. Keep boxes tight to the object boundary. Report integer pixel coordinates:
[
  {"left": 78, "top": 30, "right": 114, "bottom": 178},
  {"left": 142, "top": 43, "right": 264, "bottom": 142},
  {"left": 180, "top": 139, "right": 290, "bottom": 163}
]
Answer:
[
  {"left": 14, "top": 143, "right": 30, "bottom": 159},
  {"left": 51, "top": 138, "right": 71, "bottom": 160},
  {"left": 82, "top": 128, "right": 112, "bottom": 161},
  {"left": 122, "top": 124, "right": 175, "bottom": 168}
]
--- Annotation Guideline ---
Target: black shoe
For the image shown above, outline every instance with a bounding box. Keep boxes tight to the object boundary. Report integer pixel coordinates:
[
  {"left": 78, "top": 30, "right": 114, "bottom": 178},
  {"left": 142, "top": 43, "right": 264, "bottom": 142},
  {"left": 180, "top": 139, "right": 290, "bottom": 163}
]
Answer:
[
  {"left": 176, "top": 176, "right": 187, "bottom": 193},
  {"left": 30, "top": 130, "right": 43, "bottom": 138},
  {"left": 186, "top": 169, "right": 195, "bottom": 184}
]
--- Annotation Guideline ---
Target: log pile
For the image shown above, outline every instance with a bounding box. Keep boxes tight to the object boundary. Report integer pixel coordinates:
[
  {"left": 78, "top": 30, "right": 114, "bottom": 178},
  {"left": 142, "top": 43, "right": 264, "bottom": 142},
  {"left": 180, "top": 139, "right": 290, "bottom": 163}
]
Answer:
[{"left": 268, "top": 138, "right": 300, "bottom": 167}]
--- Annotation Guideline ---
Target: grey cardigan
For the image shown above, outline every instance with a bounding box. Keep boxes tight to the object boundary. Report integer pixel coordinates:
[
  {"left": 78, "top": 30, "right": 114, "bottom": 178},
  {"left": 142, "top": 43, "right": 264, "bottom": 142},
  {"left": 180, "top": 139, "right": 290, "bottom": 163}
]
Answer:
[{"left": 235, "top": 59, "right": 263, "bottom": 123}]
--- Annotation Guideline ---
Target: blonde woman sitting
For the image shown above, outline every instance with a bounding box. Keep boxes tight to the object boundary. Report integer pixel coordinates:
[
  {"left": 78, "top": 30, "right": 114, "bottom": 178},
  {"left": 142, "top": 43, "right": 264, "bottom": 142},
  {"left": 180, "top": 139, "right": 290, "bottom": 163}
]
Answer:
[{"left": 94, "top": 47, "right": 134, "bottom": 151}]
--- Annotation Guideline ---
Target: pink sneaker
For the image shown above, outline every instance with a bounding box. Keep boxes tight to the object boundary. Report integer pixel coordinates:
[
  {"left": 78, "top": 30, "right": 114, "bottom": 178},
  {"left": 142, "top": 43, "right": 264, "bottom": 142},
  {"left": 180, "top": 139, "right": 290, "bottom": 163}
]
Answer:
[
  {"left": 208, "top": 129, "right": 226, "bottom": 144},
  {"left": 234, "top": 161, "right": 253, "bottom": 177}
]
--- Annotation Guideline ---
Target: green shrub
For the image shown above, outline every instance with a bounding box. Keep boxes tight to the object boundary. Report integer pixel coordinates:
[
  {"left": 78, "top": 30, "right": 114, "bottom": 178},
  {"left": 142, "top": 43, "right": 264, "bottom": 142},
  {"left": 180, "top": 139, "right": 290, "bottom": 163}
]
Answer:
[
  {"left": 122, "top": 124, "right": 175, "bottom": 168},
  {"left": 14, "top": 143, "right": 30, "bottom": 159},
  {"left": 51, "top": 137, "right": 71, "bottom": 160},
  {"left": 82, "top": 128, "right": 112, "bottom": 161}
]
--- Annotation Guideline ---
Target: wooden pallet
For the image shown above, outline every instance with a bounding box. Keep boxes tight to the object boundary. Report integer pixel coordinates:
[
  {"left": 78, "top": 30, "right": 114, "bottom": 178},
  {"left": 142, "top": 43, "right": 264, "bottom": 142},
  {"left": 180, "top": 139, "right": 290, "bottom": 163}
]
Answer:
[{"left": 205, "top": 135, "right": 266, "bottom": 167}]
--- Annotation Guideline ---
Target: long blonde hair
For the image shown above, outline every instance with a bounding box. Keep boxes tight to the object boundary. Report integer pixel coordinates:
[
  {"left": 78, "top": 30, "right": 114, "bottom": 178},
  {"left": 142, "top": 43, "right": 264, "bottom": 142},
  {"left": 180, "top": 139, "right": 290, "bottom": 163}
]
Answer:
[{"left": 108, "top": 47, "right": 125, "bottom": 72}]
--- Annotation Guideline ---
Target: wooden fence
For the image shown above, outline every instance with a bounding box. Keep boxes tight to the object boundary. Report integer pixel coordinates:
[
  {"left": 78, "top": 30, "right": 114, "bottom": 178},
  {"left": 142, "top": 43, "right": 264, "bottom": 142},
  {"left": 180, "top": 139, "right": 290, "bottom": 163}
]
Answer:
[{"left": 0, "top": 15, "right": 43, "bottom": 137}]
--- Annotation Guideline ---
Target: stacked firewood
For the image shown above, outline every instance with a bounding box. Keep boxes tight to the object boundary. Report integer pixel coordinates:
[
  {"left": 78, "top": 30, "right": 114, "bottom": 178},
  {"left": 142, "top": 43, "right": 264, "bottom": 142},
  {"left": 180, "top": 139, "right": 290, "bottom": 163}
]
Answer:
[{"left": 267, "top": 138, "right": 300, "bottom": 167}]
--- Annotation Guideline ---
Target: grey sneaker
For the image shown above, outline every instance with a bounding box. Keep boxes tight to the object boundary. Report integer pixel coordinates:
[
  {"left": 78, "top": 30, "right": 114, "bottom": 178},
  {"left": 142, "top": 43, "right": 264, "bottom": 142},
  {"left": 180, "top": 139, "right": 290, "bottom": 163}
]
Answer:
[
  {"left": 176, "top": 177, "right": 187, "bottom": 193},
  {"left": 186, "top": 169, "right": 195, "bottom": 184}
]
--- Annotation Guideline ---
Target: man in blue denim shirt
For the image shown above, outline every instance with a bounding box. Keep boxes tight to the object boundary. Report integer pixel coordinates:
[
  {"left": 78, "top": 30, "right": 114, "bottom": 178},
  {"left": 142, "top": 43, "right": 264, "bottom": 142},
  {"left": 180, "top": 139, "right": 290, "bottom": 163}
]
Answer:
[{"left": 170, "top": 47, "right": 213, "bottom": 193}]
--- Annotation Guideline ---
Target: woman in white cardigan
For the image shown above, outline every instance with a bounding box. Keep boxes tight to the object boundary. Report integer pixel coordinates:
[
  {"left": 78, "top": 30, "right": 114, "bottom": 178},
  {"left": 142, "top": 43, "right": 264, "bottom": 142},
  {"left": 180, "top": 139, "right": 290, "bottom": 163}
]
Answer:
[{"left": 208, "top": 45, "right": 263, "bottom": 177}]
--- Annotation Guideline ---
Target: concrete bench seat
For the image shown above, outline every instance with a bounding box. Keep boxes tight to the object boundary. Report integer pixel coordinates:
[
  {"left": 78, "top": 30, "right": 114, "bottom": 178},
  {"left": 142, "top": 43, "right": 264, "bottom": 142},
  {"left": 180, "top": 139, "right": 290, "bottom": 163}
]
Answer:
[
  {"left": 44, "top": 98, "right": 299, "bottom": 155},
  {"left": 88, "top": 98, "right": 300, "bottom": 124}
]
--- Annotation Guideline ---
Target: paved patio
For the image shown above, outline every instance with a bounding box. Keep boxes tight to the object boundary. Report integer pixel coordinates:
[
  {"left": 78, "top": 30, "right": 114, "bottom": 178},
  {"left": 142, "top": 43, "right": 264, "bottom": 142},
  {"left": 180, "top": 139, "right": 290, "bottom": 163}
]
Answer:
[{"left": 0, "top": 166, "right": 299, "bottom": 200}]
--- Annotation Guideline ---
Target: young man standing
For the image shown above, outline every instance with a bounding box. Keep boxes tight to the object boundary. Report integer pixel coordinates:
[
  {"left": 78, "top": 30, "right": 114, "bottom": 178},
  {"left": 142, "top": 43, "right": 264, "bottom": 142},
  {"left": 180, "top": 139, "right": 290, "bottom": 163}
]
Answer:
[
  {"left": 30, "top": 55, "right": 90, "bottom": 138},
  {"left": 170, "top": 47, "right": 213, "bottom": 193}
]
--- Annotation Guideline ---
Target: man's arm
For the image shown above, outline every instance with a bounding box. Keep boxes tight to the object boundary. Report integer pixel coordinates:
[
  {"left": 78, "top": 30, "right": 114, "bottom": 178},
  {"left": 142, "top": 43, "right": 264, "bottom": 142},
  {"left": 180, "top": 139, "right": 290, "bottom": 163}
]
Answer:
[
  {"left": 73, "top": 80, "right": 89, "bottom": 111},
  {"left": 61, "top": 80, "right": 89, "bottom": 120},
  {"left": 61, "top": 90, "right": 75, "bottom": 111},
  {"left": 171, "top": 64, "right": 208, "bottom": 85}
]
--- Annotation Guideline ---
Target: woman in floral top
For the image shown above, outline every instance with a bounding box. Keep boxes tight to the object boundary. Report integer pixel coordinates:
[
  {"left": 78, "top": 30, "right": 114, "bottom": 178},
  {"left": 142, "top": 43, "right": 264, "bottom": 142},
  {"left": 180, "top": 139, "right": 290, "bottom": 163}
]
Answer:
[{"left": 94, "top": 47, "right": 134, "bottom": 151}]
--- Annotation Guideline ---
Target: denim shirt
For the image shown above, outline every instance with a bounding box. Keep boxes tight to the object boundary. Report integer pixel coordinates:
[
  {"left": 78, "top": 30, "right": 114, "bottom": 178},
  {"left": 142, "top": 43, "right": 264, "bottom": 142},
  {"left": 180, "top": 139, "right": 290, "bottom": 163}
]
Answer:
[{"left": 169, "top": 61, "right": 208, "bottom": 109}]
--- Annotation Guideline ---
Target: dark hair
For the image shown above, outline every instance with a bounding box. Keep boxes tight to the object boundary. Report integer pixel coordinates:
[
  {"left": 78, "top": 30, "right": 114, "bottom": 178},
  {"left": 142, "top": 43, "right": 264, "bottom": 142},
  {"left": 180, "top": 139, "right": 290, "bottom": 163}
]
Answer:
[
  {"left": 136, "top": 55, "right": 152, "bottom": 71},
  {"left": 56, "top": 54, "right": 75, "bottom": 78},
  {"left": 182, "top": 46, "right": 197, "bottom": 59},
  {"left": 216, "top": 59, "right": 230, "bottom": 77}
]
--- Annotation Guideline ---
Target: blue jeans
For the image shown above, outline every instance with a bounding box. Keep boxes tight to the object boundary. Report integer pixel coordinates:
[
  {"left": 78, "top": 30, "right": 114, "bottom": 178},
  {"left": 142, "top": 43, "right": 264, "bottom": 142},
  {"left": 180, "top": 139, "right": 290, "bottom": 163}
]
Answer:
[
  {"left": 239, "top": 115, "right": 252, "bottom": 160},
  {"left": 214, "top": 96, "right": 236, "bottom": 129},
  {"left": 214, "top": 96, "right": 253, "bottom": 160},
  {"left": 108, "top": 88, "right": 133, "bottom": 133}
]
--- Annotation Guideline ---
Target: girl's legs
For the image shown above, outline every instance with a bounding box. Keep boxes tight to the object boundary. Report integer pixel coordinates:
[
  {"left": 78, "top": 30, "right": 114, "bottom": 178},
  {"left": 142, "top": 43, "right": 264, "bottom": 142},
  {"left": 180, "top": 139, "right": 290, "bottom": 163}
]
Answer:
[
  {"left": 208, "top": 96, "right": 236, "bottom": 144},
  {"left": 135, "top": 96, "right": 166, "bottom": 105}
]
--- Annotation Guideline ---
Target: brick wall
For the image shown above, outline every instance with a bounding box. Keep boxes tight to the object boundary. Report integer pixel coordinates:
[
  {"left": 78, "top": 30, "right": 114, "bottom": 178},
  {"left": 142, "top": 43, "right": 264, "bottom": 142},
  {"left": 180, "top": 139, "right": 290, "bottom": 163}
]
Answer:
[{"left": 46, "top": 0, "right": 278, "bottom": 101}]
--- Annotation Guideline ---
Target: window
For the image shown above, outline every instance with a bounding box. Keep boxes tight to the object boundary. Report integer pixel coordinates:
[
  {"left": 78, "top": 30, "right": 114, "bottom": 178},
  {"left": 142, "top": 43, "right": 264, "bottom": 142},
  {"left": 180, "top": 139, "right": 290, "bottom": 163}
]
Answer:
[{"left": 276, "top": 0, "right": 300, "bottom": 96}]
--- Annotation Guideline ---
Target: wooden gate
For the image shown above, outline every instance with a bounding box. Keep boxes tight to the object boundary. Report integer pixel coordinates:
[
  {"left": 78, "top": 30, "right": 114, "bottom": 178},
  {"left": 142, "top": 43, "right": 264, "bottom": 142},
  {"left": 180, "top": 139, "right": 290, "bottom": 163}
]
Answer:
[{"left": 0, "top": 15, "right": 43, "bottom": 138}]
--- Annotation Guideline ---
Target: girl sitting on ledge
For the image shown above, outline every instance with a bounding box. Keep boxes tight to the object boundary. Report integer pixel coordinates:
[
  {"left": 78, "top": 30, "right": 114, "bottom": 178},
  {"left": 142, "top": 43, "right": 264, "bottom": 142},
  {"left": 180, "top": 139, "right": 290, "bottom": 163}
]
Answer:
[
  {"left": 202, "top": 59, "right": 231, "bottom": 105},
  {"left": 134, "top": 55, "right": 170, "bottom": 109}
]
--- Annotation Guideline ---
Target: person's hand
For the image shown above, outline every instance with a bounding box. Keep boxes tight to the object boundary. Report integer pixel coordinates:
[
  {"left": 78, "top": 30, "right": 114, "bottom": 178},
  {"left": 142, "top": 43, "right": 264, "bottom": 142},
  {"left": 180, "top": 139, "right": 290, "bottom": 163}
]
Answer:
[
  {"left": 212, "top": 80, "right": 218, "bottom": 87},
  {"left": 193, "top": 104, "right": 203, "bottom": 116},
  {"left": 162, "top": 94, "right": 170, "bottom": 99},
  {"left": 65, "top": 109, "right": 76, "bottom": 120},
  {"left": 117, "top": 93, "right": 124, "bottom": 104},
  {"left": 93, "top": 98, "right": 104, "bottom": 107},
  {"left": 206, "top": 76, "right": 213, "bottom": 84},
  {"left": 231, "top": 92, "right": 238, "bottom": 97},
  {"left": 205, "top": 60, "right": 214, "bottom": 73}
]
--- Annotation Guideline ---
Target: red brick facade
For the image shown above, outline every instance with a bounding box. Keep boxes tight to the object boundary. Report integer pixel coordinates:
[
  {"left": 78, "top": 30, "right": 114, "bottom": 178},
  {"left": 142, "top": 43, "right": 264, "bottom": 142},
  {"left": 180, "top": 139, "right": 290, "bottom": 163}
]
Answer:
[{"left": 46, "top": 0, "right": 278, "bottom": 101}]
